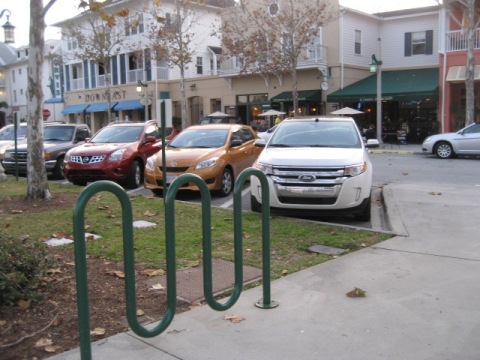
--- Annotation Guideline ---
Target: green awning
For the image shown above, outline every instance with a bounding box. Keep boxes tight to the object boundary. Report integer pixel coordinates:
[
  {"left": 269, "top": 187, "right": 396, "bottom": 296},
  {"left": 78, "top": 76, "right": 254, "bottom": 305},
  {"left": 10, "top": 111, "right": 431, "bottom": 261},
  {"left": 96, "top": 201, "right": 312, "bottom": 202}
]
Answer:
[
  {"left": 271, "top": 89, "right": 322, "bottom": 102},
  {"left": 327, "top": 68, "right": 439, "bottom": 103}
]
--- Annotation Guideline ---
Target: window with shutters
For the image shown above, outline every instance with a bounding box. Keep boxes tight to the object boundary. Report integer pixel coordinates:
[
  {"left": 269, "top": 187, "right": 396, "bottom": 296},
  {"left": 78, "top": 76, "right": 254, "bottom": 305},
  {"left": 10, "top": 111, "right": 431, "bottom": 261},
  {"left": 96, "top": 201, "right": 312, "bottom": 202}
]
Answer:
[{"left": 404, "top": 30, "right": 433, "bottom": 56}]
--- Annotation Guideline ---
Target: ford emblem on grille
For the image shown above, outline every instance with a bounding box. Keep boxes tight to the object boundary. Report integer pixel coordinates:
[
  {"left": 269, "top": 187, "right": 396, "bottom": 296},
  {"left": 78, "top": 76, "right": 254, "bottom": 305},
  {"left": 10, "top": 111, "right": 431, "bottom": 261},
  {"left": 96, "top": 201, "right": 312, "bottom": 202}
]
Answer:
[
  {"left": 299, "top": 174, "right": 316, "bottom": 182},
  {"left": 170, "top": 161, "right": 177, "bottom": 167},
  {"left": 82, "top": 156, "right": 91, "bottom": 164}
]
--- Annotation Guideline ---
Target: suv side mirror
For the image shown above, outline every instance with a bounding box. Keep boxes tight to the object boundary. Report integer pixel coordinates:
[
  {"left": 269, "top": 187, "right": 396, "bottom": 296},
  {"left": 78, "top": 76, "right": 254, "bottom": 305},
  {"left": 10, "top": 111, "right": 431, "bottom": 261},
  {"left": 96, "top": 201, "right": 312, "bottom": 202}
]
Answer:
[{"left": 144, "top": 136, "right": 156, "bottom": 144}]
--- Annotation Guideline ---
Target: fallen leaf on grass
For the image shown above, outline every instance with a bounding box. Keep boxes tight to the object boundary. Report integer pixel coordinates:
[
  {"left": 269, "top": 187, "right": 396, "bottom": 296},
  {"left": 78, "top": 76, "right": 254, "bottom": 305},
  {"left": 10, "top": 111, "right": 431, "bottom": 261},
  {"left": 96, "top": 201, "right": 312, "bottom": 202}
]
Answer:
[
  {"left": 0, "top": 319, "right": 7, "bottom": 326},
  {"left": 85, "top": 235, "right": 95, "bottom": 241},
  {"left": 35, "top": 338, "right": 53, "bottom": 348},
  {"left": 150, "top": 283, "right": 165, "bottom": 290},
  {"left": 107, "top": 270, "right": 125, "bottom": 279},
  {"left": 142, "top": 269, "right": 165, "bottom": 277},
  {"left": 17, "top": 299, "right": 31, "bottom": 310},
  {"left": 224, "top": 314, "right": 244, "bottom": 323},
  {"left": 143, "top": 210, "right": 156, "bottom": 217},
  {"left": 10, "top": 209, "right": 23, "bottom": 214},
  {"left": 90, "top": 327, "right": 106, "bottom": 336},
  {"left": 137, "top": 309, "right": 145, "bottom": 316},
  {"left": 346, "top": 287, "right": 367, "bottom": 298},
  {"left": 281, "top": 269, "right": 288, "bottom": 276},
  {"left": 97, "top": 205, "right": 109, "bottom": 210},
  {"left": 189, "top": 302, "right": 203, "bottom": 309},
  {"left": 46, "top": 268, "right": 62, "bottom": 274},
  {"left": 45, "top": 345, "right": 62, "bottom": 353}
]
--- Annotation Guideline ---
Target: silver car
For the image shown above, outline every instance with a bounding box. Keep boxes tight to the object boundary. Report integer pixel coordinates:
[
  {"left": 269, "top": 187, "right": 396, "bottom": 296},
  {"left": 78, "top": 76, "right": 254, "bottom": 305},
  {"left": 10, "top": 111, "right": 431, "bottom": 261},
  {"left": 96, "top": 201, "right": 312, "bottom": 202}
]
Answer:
[{"left": 422, "top": 123, "right": 480, "bottom": 159}]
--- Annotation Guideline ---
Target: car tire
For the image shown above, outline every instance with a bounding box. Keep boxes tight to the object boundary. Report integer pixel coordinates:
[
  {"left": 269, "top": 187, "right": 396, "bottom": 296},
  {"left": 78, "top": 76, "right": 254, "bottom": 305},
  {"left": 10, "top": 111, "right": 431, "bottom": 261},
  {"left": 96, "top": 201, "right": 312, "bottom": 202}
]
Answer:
[
  {"left": 355, "top": 196, "right": 371, "bottom": 222},
  {"left": 250, "top": 194, "right": 262, "bottom": 213},
  {"left": 435, "top": 141, "right": 454, "bottom": 159},
  {"left": 216, "top": 167, "right": 233, "bottom": 197},
  {"left": 72, "top": 180, "right": 87, "bottom": 186},
  {"left": 151, "top": 189, "right": 163, "bottom": 197},
  {"left": 126, "top": 160, "right": 142, "bottom": 189},
  {"left": 52, "top": 156, "right": 65, "bottom": 179}
]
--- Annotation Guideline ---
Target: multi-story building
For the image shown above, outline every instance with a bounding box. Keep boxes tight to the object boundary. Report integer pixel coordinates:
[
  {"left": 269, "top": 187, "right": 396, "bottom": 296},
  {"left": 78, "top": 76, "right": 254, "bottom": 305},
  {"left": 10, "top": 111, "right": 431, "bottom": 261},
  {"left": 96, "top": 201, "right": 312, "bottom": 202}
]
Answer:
[
  {"left": 0, "top": 39, "right": 64, "bottom": 127},
  {"left": 8, "top": 1, "right": 474, "bottom": 145},
  {"left": 328, "top": 5, "right": 441, "bottom": 143},
  {"left": 439, "top": 1, "right": 480, "bottom": 133}
]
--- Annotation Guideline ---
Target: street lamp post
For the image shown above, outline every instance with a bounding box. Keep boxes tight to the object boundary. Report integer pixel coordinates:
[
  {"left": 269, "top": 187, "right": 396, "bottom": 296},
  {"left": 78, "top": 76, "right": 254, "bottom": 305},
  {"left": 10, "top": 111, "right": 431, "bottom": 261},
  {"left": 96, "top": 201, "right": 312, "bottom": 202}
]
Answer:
[
  {"left": 0, "top": 9, "right": 15, "bottom": 44},
  {"left": 136, "top": 80, "right": 152, "bottom": 121},
  {"left": 369, "top": 53, "right": 383, "bottom": 143}
]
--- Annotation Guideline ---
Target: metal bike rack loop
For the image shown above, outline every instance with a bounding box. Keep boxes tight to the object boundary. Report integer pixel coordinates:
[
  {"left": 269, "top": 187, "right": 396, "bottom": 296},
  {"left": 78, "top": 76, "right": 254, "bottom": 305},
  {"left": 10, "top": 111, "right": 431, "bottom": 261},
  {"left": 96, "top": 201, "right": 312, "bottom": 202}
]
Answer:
[{"left": 72, "top": 168, "right": 277, "bottom": 360}]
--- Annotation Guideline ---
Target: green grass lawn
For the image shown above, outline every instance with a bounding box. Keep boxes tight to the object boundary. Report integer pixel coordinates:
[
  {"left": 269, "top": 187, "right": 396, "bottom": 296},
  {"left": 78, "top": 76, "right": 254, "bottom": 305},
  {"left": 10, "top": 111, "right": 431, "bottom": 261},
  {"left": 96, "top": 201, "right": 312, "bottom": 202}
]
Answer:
[{"left": 0, "top": 176, "right": 392, "bottom": 278}]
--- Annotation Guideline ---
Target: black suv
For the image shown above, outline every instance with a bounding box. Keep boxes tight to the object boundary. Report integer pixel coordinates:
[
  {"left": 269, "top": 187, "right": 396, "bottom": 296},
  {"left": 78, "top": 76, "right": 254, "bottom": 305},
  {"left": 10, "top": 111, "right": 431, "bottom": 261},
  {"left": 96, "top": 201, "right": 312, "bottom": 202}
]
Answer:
[{"left": 2, "top": 123, "right": 91, "bottom": 179}]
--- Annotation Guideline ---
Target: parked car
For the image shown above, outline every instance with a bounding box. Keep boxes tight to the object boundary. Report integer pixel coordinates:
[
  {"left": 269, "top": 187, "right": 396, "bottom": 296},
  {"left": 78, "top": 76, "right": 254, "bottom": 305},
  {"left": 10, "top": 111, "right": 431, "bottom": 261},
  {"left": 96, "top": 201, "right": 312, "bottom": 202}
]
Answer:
[
  {"left": 250, "top": 116, "right": 377, "bottom": 221},
  {"left": 256, "top": 124, "right": 278, "bottom": 142},
  {"left": 63, "top": 121, "right": 177, "bottom": 189},
  {"left": 422, "top": 122, "right": 480, "bottom": 159},
  {"left": 2, "top": 123, "right": 91, "bottom": 179},
  {"left": 0, "top": 123, "right": 28, "bottom": 163},
  {"left": 144, "top": 123, "right": 262, "bottom": 197}
]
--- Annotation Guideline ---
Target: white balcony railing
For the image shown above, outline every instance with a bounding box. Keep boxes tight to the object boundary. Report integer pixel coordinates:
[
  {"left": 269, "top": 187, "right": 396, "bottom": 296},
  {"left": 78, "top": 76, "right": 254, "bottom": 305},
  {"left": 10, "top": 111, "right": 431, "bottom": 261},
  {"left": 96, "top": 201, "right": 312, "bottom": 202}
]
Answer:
[
  {"left": 156, "top": 66, "right": 169, "bottom": 80},
  {"left": 218, "top": 43, "right": 327, "bottom": 76},
  {"left": 446, "top": 28, "right": 480, "bottom": 52},
  {"left": 71, "top": 78, "right": 84, "bottom": 91},
  {"left": 128, "top": 69, "right": 144, "bottom": 83}
]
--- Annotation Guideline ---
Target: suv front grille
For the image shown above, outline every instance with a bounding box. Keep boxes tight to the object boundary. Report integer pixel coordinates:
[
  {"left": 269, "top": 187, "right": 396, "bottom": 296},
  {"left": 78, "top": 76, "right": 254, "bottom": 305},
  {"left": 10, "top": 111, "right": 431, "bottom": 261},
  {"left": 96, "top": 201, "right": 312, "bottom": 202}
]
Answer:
[
  {"left": 271, "top": 165, "right": 347, "bottom": 203},
  {"left": 7, "top": 151, "right": 27, "bottom": 162},
  {"left": 70, "top": 155, "right": 106, "bottom": 164}
]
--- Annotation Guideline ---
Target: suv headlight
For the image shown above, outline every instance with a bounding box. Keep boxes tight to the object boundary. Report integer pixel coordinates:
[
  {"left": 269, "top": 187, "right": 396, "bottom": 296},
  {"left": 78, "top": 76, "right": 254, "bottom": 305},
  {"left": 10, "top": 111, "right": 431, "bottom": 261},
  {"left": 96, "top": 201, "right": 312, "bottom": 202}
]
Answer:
[
  {"left": 146, "top": 157, "right": 155, "bottom": 170},
  {"left": 254, "top": 161, "right": 273, "bottom": 175},
  {"left": 344, "top": 163, "right": 367, "bottom": 177},
  {"left": 195, "top": 157, "right": 218, "bottom": 170},
  {"left": 109, "top": 149, "right": 126, "bottom": 161}
]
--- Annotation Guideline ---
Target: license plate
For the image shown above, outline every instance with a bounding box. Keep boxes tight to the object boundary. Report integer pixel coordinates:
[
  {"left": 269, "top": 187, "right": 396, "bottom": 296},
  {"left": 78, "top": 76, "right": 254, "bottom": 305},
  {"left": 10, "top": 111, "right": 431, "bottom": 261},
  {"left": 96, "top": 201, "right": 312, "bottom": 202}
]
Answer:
[{"left": 166, "top": 175, "right": 177, "bottom": 184}]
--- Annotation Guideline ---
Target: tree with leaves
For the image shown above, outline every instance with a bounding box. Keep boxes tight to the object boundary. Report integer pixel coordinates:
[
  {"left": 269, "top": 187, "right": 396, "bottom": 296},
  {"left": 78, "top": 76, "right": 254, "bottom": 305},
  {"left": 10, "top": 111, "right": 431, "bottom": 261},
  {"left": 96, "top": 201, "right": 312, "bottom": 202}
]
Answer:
[
  {"left": 63, "top": 1, "right": 131, "bottom": 124},
  {"left": 221, "top": 0, "right": 337, "bottom": 115},
  {"left": 440, "top": 0, "right": 480, "bottom": 127},
  {"left": 147, "top": 0, "right": 218, "bottom": 130},
  {"left": 26, "top": 0, "right": 57, "bottom": 199}
]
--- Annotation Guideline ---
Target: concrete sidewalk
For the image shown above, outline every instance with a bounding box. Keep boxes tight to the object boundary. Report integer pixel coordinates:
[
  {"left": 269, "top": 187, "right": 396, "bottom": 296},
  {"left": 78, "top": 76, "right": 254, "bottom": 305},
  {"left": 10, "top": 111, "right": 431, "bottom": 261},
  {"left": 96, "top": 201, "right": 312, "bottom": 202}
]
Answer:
[{"left": 49, "top": 181, "right": 480, "bottom": 360}]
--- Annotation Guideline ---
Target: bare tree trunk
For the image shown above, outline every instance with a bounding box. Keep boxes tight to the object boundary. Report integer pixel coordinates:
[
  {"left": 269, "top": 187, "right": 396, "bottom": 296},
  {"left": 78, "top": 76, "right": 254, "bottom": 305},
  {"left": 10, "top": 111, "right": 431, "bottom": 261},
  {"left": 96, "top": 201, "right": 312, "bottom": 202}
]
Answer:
[
  {"left": 27, "top": 0, "right": 53, "bottom": 199},
  {"left": 464, "top": 0, "right": 476, "bottom": 126},
  {"left": 180, "top": 67, "right": 188, "bottom": 130}
]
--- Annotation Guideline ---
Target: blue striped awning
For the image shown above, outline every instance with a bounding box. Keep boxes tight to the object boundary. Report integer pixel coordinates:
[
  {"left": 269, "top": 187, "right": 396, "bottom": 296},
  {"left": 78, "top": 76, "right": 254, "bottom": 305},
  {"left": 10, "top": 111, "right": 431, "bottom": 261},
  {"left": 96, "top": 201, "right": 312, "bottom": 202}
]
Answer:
[
  {"left": 61, "top": 104, "right": 89, "bottom": 114},
  {"left": 113, "top": 99, "right": 144, "bottom": 111},
  {"left": 85, "top": 102, "right": 118, "bottom": 113}
]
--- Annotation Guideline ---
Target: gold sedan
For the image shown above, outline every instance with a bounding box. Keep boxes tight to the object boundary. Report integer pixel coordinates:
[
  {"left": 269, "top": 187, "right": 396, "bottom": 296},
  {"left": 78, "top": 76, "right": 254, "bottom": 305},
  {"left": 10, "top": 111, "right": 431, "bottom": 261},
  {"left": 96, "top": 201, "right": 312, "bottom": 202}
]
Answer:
[{"left": 144, "top": 124, "right": 262, "bottom": 197}]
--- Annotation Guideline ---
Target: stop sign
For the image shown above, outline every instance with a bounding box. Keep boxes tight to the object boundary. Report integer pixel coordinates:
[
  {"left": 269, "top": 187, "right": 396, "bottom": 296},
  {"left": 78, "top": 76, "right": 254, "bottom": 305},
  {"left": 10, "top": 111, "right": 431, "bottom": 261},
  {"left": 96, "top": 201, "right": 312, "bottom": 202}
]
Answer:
[{"left": 43, "top": 109, "right": 51, "bottom": 119}]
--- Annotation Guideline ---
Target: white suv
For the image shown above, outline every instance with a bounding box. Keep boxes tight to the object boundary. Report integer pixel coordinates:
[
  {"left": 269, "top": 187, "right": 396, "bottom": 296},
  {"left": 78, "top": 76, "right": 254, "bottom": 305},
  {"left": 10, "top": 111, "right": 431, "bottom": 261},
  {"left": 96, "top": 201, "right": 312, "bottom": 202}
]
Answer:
[{"left": 250, "top": 117, "right": 376, "bottom": 221}]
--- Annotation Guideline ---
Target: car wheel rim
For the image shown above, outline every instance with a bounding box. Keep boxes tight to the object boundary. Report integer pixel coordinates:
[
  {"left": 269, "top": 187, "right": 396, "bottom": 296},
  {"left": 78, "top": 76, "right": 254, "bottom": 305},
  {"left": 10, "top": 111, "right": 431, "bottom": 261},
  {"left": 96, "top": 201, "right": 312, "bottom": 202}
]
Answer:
[
  {"left": 134, "top": 165, "right": 141, "bottom": 186},
  {"left": 438, "top": 144, "right": 451, "bottom": 158},
  {"left": 222, "top": 171, "right": 232, "bottom": 194}
]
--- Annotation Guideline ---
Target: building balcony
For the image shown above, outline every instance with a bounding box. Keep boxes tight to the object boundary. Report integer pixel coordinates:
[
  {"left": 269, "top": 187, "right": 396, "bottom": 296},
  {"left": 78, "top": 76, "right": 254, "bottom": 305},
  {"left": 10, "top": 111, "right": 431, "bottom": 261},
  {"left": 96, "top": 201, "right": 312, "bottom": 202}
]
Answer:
[
  {"left": 156, "top": 66, "right": 169, "bottom": 80},
  {"left": 218, "top": 44, "right": 327, "bottom": 76},
  {"left": 446, "top": 28, "right": 480, "bottom": 52}
]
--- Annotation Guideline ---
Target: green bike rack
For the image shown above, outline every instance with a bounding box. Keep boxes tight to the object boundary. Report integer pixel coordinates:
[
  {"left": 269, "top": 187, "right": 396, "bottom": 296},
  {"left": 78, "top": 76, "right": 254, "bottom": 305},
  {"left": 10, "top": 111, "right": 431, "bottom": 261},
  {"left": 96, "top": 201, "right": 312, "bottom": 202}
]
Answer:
[{"left": 72, "top": 168, "right": 277, "bottom": 360}]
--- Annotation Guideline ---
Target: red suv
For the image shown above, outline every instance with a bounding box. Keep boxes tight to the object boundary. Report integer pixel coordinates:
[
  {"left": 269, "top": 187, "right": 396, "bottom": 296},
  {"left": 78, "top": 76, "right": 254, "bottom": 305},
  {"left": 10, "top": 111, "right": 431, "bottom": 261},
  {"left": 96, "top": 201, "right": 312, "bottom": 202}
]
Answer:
[{"left": 63, "top": 121, "right": 178, "bottom": 188}]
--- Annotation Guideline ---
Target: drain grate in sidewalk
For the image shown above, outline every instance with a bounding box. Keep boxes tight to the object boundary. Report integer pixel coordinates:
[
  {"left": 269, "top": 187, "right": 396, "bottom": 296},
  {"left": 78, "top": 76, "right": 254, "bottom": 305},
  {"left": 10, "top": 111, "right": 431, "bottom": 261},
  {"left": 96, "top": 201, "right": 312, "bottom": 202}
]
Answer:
[{"left": 143, "top": 259, "right": 262, "bottom": 303}]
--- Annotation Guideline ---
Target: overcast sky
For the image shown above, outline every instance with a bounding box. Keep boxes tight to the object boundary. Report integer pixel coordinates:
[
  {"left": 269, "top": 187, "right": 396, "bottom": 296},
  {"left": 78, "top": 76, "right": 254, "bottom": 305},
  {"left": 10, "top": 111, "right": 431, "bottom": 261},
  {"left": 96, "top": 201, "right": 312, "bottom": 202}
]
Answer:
[{"left": 5, "top": 0, "right": 440, "bottom": 47}]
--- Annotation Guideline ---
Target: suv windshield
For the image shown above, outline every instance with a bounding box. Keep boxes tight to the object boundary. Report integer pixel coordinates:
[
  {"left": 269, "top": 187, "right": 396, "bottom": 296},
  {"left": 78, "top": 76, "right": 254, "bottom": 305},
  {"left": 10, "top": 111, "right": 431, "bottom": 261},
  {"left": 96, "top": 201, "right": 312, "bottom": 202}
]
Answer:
[
  {"left": 44, "top": 126, "right": 74, "bottom": 142},
  {"left": 269, "top": 120, "right": 362, "bottom": 149},
  {"left": 0, "top": 125, "right": 27, "bottom": 140},
  {"left": 91, "top": 126, "right": 143, "bottom": 143}
]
